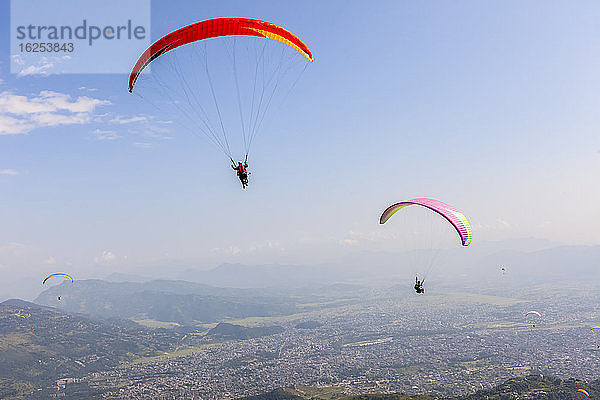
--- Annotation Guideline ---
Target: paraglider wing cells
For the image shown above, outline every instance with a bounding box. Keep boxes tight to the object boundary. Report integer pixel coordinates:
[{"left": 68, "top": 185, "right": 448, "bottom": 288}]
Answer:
[
  {"left": 379, "top": 198, "right": 472, "bottom": 246},
  {"left": 129, "top": 18, "right": 313, "bottom": 92}
]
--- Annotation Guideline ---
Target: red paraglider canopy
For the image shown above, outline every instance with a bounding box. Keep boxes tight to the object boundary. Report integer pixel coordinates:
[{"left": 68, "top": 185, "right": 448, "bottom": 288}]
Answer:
[{"left": 129, "top": 17, "right": 313, "bottom": 92}]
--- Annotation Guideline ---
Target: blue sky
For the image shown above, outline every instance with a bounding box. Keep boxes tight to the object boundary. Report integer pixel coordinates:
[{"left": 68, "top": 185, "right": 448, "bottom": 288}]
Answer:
[{"left": 0, "top": 0, "right": 599, "bottom": 296}]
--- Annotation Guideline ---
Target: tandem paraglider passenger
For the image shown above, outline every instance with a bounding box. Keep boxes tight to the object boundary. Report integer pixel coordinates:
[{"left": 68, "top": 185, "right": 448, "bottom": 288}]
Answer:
[
  {"left": 232, "top": 161, "right": 249, "bottom": 189},
  {"left": 414, "top": 277, "right": 424, "bottom": 294}
]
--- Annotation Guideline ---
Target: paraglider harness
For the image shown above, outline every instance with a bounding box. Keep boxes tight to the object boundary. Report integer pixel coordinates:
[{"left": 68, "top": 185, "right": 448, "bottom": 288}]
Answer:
[
  {"left": 414, "top": 277, "right": 424, "bottom": 294},
  {"left": 232, "top": 158, "right": 249, "bottom": 189}
]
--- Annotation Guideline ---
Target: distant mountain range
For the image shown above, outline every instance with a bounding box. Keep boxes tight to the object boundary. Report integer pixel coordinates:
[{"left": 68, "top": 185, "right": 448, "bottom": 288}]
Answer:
[
  {"left": 2, "top": 238, "right": 594, "bottom": 304},
  {"left": 27, "top": 240, "right": 600, "bottom": 328},
  {"left": 33, "top": 277, "right": 368, "bottom": 327},
  {"left": 28, "top": 242, "right": 600, "bottom": 328},
  {"left": 174, "top": 242, "right": 599, "bottom": 288},
  {"left": 34, "top": 279, "right": 302, "bottom": 325}
]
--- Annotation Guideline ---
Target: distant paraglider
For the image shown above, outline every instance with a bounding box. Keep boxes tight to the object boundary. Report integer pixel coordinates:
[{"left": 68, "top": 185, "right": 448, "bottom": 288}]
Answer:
[
  {"left": 525, "top": 310, "right": 542, "bottom": 327},
  {"left": 380, "top": 198, "right": 472, "bottom": 294},
  {"left": 43, "top": 273, "right": 73, "bottom": 302},
  {"left": 43, "top": 273, "right": 73, "bottom": 284},
  {"left": 576, "top": 389, "right": 590, "bottom": 398},
  {"left": 525, "top": 310, "right": 542, "bottom": 318}
]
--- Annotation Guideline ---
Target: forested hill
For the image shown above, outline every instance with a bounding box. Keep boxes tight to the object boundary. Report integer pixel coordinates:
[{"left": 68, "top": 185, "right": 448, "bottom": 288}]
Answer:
[
  {"left": 239, "top": 375, "right": 598, "bottom": 399},
  {"left": 0, "top": 300, "right": 182, "bottom": 399}
]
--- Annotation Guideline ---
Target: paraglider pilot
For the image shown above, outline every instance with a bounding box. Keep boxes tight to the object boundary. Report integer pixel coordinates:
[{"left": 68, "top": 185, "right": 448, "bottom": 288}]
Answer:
[
  {"left": 414, "top": 277, "right": 424, "bottom": 294},
  {"left": 232, "top": 160, "right": 249, "bottom": 189}
]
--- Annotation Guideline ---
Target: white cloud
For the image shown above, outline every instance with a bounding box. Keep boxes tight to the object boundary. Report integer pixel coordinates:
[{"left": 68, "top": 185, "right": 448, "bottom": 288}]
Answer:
[
  {"left": 212, "top": 246, "right": 241, "bottom": 255},
  {"left": 41, "top": 91, "right": 108, "bottom": 113},
  {"left": 105, "top": 114, "right": 174, "bottom": 143},
  {"left": 110, "top": 115, "right": 147, "bottom": 124},
  {"left": 10, "top": 55, "right": 25, "bottom": 66},
  {"left": 104, "top": 114, "right": 174, "bottom": 144},
  {"left": 30, "top": 112, "right": 91, "bottom": 126},
  {"left": 94, "top": 250, "right": 117, "bottom": 264},
  {"left": 91, "top": 128, "right": 120, "bottom": 140},
  {"left": 0, "top": 169, "right": 19, "bottom": 175},
  {"left": 344, "top": 229, "right": 400, "bottom": 243},
  {"left": 473, "top": 218, "right": 513, "bottom": 233},
  {"left": 0, "top": 115, "right": 36, "bottom": 134},
  {"left": 0, "top": 91, "right": 109, "bottom": 114},
  {"left": 472, "top": 222, "right": 490, "bottom": 231},
  {"left": 17, "top": 63, "right": 53, "bottom": 77},
  {"left": 248, "top": 241, "right": 284, "bottom": 252},
  {"left": 0, "top": 90, "right": 110, "bottom": 135},
  {"left": 496, "top": 218, "right": 511, "bottom": 228},
  {"left": 123, "top": 117, "right": 173, "bottom": 140},
  {"left": 0, "top": 242, "right": 26, "bottom": 252},
  {"left": 45, "top": 256, "right": 56, "bottom": 265},
  {"left": 13, "top": 55, "right": 72, "bottom": 77}
]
